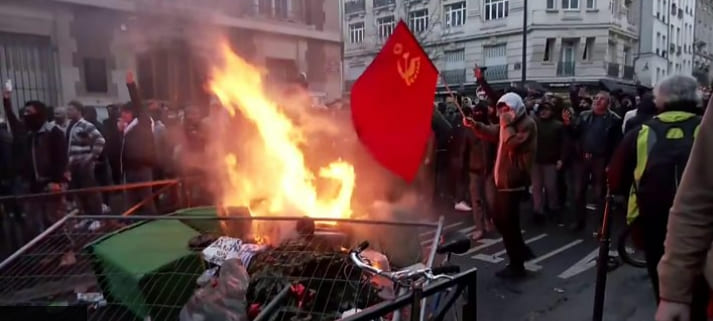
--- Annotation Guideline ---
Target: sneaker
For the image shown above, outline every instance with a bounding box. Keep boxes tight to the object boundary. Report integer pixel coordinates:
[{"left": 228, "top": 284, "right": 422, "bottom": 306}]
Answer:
[
  {"left": 495, "top": 265, "right": 526, "bottom": 279},
  {"left": 454, "top": 201, "right": 472, "bottom": 212},
  {"left": 88, "top": 220, "right": 103, "bottom": 232}
]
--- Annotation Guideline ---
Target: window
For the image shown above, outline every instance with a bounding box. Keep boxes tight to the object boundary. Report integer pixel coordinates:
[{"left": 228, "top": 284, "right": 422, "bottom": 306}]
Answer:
[
  {"left": 377, "top": 16, "right": 395, "bottom": 40},
  {"left": 547, "top": 0, "right": 556, "bottom": 9},
  {"left": 562, "top": 40, "right": 577, "bottom": 63},
  {"left": 444, "top": 49, "right": 465, "bottom": 68},
  {"left": 275, "top": 0, "right": 288, "bottom": 18},
  {"left": 409, "top": 9, "right": 429, "bottom": 33},
  {"left": 349, "top": 22, "right": 365, "bottom": 43},
  {"left": 624, "top": 46, "right": 632, "bottom": 65},
  {"left": 583, "top": 37, "right": 595, "bottom": 60},
  {"left": 445, "top": 2, "right": 467, "bottom": 27},
  {"left": 544, "top": 38, "right": 555, "bottom": 61},
  {"left": 484, "top": 0, "right": 509, "bottom": 21},
  {"left": 562, "top": 0, "right": 579, "bottom": 9},
  {"left": 83, "top": 58, "right": 108, "bottom": 93},
  {"left": 483, "top": 44, "right": 507, "bottom": 79},
  {"left": 586, "top": 0, "right": 595, "bottom": 9},
  {"left": 608, "top": 41, "right": 617, "bottom": 63}
]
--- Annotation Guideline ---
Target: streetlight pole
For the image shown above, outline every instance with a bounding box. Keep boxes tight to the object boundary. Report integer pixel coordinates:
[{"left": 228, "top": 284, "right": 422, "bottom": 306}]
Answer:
[{"left": 521, "top": 0, "right": 528, "bottom": 85}]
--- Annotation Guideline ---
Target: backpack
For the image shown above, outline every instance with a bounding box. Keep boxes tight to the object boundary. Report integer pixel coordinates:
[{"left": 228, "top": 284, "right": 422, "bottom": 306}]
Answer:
[{"left": 635, "top": 115, "right": 701, "bottom": 213}]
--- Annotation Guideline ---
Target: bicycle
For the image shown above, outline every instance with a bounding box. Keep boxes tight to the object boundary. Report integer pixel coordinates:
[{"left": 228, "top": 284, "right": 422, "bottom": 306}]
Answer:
[{"left": 349, "top": 233, "right": 471, "bottom": 321}]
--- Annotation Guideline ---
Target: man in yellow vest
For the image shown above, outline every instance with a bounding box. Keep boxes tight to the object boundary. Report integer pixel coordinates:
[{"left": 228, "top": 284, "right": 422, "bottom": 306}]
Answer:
[{"left": 608, "top": 74, "right": 707, "bottom": 320}]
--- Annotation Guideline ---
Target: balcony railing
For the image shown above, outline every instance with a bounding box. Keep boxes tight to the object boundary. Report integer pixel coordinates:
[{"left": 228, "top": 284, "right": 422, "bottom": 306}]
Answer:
[
  {"left": 607, "top": 63, "right": 620, "bottom": 77},
  {"left": 441, "top": 69, "right": 466, "bottom": 85},
  {"left": 483, "top": 64, "right": 508, "bottom": 81},
  {"left": 623, "top": 65, "right": 635, "bottom": 80},
  {"left": 557, "top": 61, "right": 575, "bottom": 77},
  {"left": 345, "top": 0, "right": 366, "bottom": 14},
  {"left": 373, "top": 0, "right": 395, "bottom": 8}
]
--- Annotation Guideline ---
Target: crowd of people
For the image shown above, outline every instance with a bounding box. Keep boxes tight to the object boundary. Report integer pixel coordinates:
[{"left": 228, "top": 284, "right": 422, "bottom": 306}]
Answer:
[
  {"left": 429, "top": 64, "right": 712, "bottom": 319},
  {"left": 0, "top": 71, "right": 216, "bottom": 252}
]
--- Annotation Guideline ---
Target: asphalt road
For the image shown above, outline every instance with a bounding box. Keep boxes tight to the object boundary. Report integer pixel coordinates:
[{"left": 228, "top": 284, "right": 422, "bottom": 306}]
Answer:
[{"left": 421, "top": 202, "right": 656, "bottom": 321}]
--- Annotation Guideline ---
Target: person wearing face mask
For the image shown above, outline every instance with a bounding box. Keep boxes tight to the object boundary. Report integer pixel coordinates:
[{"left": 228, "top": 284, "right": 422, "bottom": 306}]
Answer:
[
  {"left": 464, "top": 101, "right": 496, "bottom": 240},
  {"left": 464, "top": 91, "right": 538, "bottom": 278},
  {"left": 16, "top": 99, "right": 67, "bottom": 232}
]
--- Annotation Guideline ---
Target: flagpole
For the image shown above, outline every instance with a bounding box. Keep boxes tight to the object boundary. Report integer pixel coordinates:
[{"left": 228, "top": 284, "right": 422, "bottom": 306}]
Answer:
[{"left": 439, "top": 73, "right": 466, "bottom": 119}]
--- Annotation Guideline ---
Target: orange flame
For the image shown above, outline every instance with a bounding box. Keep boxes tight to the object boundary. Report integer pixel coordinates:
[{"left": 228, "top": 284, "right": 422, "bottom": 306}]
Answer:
[{"left": 208, "top": 43, "right": 355, "bottom": 226}]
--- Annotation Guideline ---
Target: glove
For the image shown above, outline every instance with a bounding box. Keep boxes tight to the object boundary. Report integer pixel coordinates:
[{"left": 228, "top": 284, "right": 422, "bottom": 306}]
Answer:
[{"left": 655, "top": 300, "right": 690, "bottom": 321}]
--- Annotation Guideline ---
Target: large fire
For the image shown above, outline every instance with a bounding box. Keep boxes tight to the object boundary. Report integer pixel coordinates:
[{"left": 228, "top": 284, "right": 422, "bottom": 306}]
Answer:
[{"left": 208, "top": 43, "right": 356, "bottom": 231}]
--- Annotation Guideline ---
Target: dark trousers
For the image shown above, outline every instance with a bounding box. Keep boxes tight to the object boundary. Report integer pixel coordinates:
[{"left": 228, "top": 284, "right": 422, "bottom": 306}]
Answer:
[
  {"left": 574, "top": 156, "right": 607, "bottom": 223},
  {"left": 70, "top": 162, "right": 103, "bottom": 215},
  {"left": 124, "top": 167, "right": 157, "bottom": 215},
  {"left": 493, "top": 190, "right": 527, "bottom": 267},
  {"left": 448, "top": 161, "right": 469, "bottom": 203},
  {"left": 640, "top": 212, "right": 709, "bottom": 321}
]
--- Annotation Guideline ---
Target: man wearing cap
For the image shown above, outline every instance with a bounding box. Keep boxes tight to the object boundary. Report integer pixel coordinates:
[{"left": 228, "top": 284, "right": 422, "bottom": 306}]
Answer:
[{"left": 464, "top": 91, "right": 538, "bottom": 278}]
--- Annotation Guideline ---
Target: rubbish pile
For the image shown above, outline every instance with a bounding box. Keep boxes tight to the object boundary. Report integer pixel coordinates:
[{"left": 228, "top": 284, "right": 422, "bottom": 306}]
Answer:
[{"left": 181, "top": 233, "right": 385, "bottom": 321}]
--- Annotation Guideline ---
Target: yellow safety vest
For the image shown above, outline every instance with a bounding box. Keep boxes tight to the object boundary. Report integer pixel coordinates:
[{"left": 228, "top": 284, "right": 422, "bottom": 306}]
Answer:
[{"left": 626, "top": 111, "right": 700, "bottom": 224}]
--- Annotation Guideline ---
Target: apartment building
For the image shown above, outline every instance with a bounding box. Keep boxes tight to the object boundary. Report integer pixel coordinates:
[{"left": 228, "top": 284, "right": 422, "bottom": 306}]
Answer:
[
  {"left": 0, "top": 0, "right": 343, "bottom": 113},
  {"left": 693, "top": 0, "right": 713, "bottom": 85},
  {"left": 343, "top": 0, "right": 639, "bottom": 94},
  {"left": 636, "top": 0, "right": 696, "bottom": 87}
]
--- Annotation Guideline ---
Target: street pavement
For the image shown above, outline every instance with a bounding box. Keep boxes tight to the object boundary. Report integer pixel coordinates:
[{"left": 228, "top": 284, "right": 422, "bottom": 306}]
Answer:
[{"left": 421, "top": 203, "right": 656, "bottom": 321}]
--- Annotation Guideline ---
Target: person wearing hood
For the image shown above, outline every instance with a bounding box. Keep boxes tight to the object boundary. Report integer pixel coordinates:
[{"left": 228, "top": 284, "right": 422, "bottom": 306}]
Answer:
[
  {"left": 623, "top": 92, "right": 656, "bottom": 133},
  {"left": 532, "top": 102, "right": 565, "bottom": 224},
  {"left": 464, "top": 92, "right": 538, "bottom": 278},
  {"left": 120, "top": 71, "right": 157, "bottom": 215},
  {"left": 464, "top": 100, "right": 496, "bottom": 240}
]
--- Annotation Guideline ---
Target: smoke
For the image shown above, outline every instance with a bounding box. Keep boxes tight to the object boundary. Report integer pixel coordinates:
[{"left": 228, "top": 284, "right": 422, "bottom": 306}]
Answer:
[{"left": 121, "top": 2, "right": 423, "bottom": 239}]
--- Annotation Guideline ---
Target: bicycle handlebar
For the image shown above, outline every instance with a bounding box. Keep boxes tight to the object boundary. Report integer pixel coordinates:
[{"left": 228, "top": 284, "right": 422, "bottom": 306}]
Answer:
[{"left": 349, "top": 241, "right": 456, "bottom": 284}]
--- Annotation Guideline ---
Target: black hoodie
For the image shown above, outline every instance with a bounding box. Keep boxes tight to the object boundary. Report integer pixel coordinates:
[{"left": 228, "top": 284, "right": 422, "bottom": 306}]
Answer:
[{"left": 624, "top": 93, "right": 656, "bottom": 133}]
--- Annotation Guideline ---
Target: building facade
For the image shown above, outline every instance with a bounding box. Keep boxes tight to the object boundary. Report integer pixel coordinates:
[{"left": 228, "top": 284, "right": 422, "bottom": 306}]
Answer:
[
  {"left": 636, "top": 0, "right": 696, "bottom": 87},
  {"left": 0, "top": 0, "right": 343, "bottom": 116},
  {"left": 342, "top": 0, "right": 639, "bottom": 94},
  {"left": 693, "top": 0, "right": 713, "bottom": 85}
]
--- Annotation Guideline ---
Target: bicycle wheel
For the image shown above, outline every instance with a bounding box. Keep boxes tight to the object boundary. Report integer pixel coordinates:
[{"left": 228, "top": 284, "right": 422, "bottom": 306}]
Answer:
[{"left": 617, "top": 226, "right": 647, "bottom": 268}]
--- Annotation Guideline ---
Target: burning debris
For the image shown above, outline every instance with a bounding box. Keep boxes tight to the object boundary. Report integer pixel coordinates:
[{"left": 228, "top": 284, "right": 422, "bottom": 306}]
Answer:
[{"left": 181, "top": 218, "right": 387, "bottom": 321}]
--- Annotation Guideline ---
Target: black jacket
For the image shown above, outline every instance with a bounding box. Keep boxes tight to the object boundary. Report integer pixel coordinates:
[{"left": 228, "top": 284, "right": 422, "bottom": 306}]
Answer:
[
  {"left": 567, "top": 109, "right": 622, "bottom": 161},
  {"left": 121, "top": 82, "right": 156, "bottom": 171},
  {"left": 535, "top": 118, "right": 565, "bottom": 164},
  {"left": 3, "top": 97, "right": 66, "bottom": 189}
]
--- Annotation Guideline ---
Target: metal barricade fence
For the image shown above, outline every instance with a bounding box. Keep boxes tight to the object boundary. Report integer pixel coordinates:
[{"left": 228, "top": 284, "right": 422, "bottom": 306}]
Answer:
[
  {"left": 0, "top": 213, "right": 476, "bottom": 321},
  {"left": 0, "top": 176, "right": 206, "bottom": 259}
]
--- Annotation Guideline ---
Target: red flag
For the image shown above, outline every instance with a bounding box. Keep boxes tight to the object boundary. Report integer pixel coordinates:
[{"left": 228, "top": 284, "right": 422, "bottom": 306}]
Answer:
[{"left": 350, "top": 21, "right": 438, "bottom": 182}]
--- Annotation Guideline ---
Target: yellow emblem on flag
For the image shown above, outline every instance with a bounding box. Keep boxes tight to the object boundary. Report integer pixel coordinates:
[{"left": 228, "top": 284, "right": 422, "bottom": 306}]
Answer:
[{"left": 394, "top": 43, "right": 421, "bottom": 86}]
